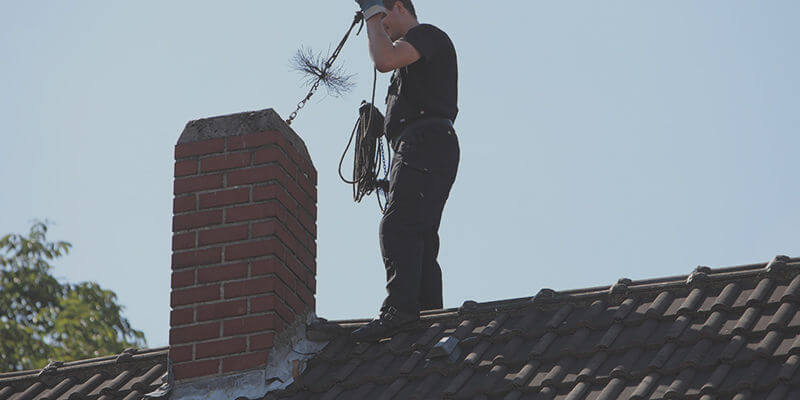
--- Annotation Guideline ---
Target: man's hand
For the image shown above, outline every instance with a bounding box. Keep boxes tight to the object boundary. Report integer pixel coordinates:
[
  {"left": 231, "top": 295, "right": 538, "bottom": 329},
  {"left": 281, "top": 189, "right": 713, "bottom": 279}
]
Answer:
[{"left": 355, "top": 0, "right": 387, "bottom": 21}]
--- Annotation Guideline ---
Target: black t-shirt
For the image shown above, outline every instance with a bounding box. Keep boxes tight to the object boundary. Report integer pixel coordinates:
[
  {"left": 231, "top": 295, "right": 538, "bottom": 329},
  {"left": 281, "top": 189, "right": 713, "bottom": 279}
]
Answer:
[{"left": 384, "top": 23, "right": 458, "bottom": 139}]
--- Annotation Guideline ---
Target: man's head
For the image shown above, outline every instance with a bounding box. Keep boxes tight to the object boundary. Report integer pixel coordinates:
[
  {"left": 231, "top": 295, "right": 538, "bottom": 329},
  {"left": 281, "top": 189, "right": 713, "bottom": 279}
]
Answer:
[{"left": 380, "top": 0, "right": 418, "bottom": 41}]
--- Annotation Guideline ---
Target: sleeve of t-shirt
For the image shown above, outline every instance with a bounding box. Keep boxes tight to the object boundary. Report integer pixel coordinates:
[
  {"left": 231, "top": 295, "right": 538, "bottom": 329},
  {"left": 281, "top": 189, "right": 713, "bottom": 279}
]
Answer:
[{"left": 403, "top": 24, "right": 442, "bottom": 62}]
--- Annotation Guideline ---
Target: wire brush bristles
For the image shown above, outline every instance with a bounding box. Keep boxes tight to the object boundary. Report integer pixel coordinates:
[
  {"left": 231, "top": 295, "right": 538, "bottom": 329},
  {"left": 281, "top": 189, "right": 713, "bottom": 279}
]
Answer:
[{"left": 291, "top": 46, "right": 356, "bottom": 97}]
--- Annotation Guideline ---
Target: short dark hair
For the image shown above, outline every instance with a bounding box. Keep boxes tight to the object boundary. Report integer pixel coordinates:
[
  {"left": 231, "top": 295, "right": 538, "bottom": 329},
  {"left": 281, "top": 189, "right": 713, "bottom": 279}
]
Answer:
[{"left": 382, "top": 0, "right": 417, "bottom": 18}]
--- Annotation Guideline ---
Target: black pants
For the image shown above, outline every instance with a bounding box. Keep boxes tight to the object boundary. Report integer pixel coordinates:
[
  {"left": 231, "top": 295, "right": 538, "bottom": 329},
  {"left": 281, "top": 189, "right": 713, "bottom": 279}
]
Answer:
[{"left": 380, "top": 118, "right": 460, "bottom": 315}]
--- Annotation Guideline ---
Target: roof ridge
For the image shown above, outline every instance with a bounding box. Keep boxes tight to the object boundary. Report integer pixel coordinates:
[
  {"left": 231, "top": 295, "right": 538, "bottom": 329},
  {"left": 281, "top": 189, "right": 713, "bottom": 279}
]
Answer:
[
  {"left": 0, "top": 346, "right": 169, "bottom": 381},
  {"left": 316, "top": 255, "right": 798, "bottom": 328}
]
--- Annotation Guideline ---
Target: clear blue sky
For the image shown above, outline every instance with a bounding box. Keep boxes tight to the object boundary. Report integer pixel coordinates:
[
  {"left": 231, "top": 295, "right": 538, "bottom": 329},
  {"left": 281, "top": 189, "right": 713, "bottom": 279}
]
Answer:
[{"left": 2, "top": 1, "right": 798, "bottom": 349}]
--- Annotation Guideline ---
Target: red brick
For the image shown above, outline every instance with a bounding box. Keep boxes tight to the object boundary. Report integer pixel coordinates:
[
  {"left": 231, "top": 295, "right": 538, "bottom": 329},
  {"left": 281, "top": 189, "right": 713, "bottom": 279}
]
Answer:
[
  {"left": 273, "top": 167, "right": 314, "bottom": 208},
  {"left": 227, "top": 131, "right": 281, "bottom": 151},
  {"left": 170, "top": 308, "right": 194, "bottom": 326},
  {"left": 224, "top": 239, "right": 285, "bottom": 262},
  {"left": 265, "top": 134, "right": 307, "bottom": 172},
  {"left": 174, "top": 195, "right": 196, "bottom": 213},
  {"left": 294, "top": 254, "right": 315, "bottom": 282},
  {"left": 197, "top": 299, "right": 247, "bottom": 321},
  {"left": 226, "top": 165, "right": 284, "bottom": 187},
  {"left": 172, "top": 232, "right": 196, "bottom": 251},
  {"left": 251, "top": 258, "right": 298, "bottom": 293},
  {"left": 175, "top": 160, "right": 198, "bottom": 177},
  {"left": 253, "top": 184, "right": 311, "bottom": 218},
  {"left": 279, "top": 209, "right": 315, "bottom": 248},
  {"left": 169, "top": 344, "right": 193, "bottom": 363},
  {"left": 296, "top": 173, "right": 316, "bottom": 200},
  {"left": 252, "top": 257, "right": 288, "bottom": 276},
  {"left": 283, "top": 171, "right": 316, "bottom": 207},
  {"left": 173, "top": 209, "right": 223, "bottom": 231},
  {"left": 235, "top": 200, "right": 313, "bottom": 252},
  {"left": 297, "top": 284, "right": 315, "bottom": 311},
  {"left": 197, "top": 263, "right": 248, "bottom": 284},
  {"left": 172, "top": 359, "right": 220, "bottom": 381},
  {"left": 226, "top": 203, "right": 282, "bottom": 224},
  {"left": 274, "top": 282, "right": 307, "bottom": 315},
  {"left": 286, "top": 252, "right": 317, "bottom": 283},
  {"left": 305, "top": 271, "right": 316, "bottom": 294},
  {"left": 201, "top": 152, "right": 252, "bottom": 172},
  {"left": 250, "top": 295, "right": 294, "bottom": 325},
  {"left": 172, "top": 247, "right": 223, "bottom": 270},
  {"left": 169, "top": 321, "right": 220, "bottom": 345},
  {"left": 248, "top": 294, "right": 277, "bottom": 312},
  {"left": 283, "top": 144, "right": 312, "bottom": 176},
  {"left": 224, "top": 276, "right": 277, "bottom": 299},
  {"left": 222, "top": 351, "right": 269, "bottom": 373},
  {"left": 252, "top": 148, "right": 306, "bottom": 188},
  {"left": 175, "top": 138, "right": 225, "bottom": 159},
  {"left": 252, "top": 220, "right": 298, "bottom": 253},
  {"left": 199, "top": 188, "right": 250, "bottom": 209},
  {"left": 171, "top": 284, "right": 220, "bottom": 307},
  {"left": 253, "top": 147, "right": 292, "bottom": 169},
  {"left": 252, "top": 219, "right": 289, "bottom": 245},
  {"left": 287, "top": 255, "right": 315, "bottom": 284},
  {"left": 307, "top": 166, "right": 317, "bottom": 186},
  {"left": 276, "top": 223, "right": 316, "bottom": 265},
  {"left": 174, "top": 173, "right": 224, "bottom": 195},
  {"left": 196, "top": 337, "right": 247, "bottom": 359},
  {"left": 223, "top": 315, "right": 277, "bottom": 336},
  {"left": 171, "top": 269, "right": 195, "bottom": 289},
  {"left": 293, "top": 208, "right": 316, "bottom": 240},
  {"left": 198, "top": 224, "right": 249, "bottom": 246},
  {"left": 249, "top": 333, "right": 275, "bottom": 351}
]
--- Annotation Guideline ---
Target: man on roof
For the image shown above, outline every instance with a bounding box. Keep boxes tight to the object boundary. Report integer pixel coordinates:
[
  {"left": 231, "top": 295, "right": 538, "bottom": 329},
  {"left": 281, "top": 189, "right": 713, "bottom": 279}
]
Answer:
[{"left": 351, "top": 0, "right": 460, "bottom": 342}]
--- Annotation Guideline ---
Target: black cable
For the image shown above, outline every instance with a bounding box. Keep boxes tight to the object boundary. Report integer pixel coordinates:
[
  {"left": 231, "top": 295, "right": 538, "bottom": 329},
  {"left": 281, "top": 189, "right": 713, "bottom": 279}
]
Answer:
[{"left": 338, "top": 68, "right": 392, "bottom": 212}]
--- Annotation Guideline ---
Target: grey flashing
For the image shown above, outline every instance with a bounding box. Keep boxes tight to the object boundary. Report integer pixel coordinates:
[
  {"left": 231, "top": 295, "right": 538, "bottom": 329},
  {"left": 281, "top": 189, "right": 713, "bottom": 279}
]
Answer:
[
  {"left": 171, "top": 369, "right": 269, "bottom": 400},
  {"left": 144, "top": 362, "right": 173, "bottom": 399},
  {"left": 177, "top": 108, "right": 310, "bottom": 161},
  {"left": 170, "top": 312, "right": 328, "bottom": 400},
  {"left": 262, "top": 312, "right": 329, "bottom": 393}
]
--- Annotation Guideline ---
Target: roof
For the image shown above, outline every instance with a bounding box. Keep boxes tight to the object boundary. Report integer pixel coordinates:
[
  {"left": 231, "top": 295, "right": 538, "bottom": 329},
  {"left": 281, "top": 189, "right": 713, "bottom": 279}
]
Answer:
[
  {"left": 0, "top": 347, "right": 169, "bottom": 400},
  {"left": 265, "top": 255, "right": 800, "bottom": 400},
  {"left": 4, "top": 256, "right": 800, "bottom": 400}
]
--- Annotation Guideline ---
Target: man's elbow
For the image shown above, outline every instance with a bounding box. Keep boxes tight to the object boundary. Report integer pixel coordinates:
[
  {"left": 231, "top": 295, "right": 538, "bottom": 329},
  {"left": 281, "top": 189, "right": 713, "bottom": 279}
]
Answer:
[{"left": 375, "top": 62, "right": 394, "bottom": 73}]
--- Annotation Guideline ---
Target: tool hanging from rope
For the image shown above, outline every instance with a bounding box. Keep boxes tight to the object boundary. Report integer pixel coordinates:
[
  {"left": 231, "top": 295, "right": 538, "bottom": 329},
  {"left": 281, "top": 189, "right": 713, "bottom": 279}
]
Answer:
[
  {"left": 286, "top": 12, "right": 363, "bottom": 126},
  {"left": 288, "top": 11, "right": 392, "bottom": 212}
]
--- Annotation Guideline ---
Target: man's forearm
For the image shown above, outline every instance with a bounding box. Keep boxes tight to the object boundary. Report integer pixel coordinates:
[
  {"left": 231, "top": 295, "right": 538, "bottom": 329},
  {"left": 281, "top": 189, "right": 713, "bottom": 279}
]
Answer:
[{"left": 365, "top": 15, "right": 395, "bottom": 72}]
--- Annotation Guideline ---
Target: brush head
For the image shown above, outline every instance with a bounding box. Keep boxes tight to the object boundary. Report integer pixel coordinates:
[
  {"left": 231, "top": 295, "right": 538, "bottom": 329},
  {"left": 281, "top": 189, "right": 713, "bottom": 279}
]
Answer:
[{"left": 291, "top": 46, "right": 356, "bottom": 97}]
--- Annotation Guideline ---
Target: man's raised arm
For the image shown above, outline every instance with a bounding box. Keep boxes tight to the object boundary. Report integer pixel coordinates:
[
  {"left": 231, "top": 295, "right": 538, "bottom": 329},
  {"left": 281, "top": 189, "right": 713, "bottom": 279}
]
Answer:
[{"left": 356, "top": 0, "right": 420, "bottom": 72}]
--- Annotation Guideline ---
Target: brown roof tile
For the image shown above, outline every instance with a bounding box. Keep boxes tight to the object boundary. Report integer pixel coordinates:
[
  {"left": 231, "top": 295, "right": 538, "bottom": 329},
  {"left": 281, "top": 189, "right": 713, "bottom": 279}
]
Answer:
[
  {"left": 0, "top": 348, "right": 168, "bottom": 400},
  {"left": 267, "top": 255, "right": 800, "bottom": 399}
]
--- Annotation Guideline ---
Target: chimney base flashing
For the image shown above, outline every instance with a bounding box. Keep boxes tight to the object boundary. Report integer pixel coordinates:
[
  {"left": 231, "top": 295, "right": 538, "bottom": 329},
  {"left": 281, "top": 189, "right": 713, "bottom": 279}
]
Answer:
[
  {"left": 172, "top": 369, "right": 267, "bottom": 400},
  {"left": 171, "top": 312, "right": 328, "bottom": 400},
  {"left": 262, "top": 312, "right": 329, "bottom": 394}
]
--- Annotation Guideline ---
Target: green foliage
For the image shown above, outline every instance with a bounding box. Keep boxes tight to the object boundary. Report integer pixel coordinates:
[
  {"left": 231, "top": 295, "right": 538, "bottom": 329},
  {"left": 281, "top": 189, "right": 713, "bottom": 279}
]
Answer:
[{"left": 0, "top": 220, "right": 146, "bottom": 372}]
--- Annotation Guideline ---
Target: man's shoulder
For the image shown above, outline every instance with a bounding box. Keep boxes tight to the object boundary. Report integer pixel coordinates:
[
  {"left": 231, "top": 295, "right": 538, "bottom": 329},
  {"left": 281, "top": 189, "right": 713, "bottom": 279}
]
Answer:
[
  {"left": 405, "top": 23, "right": 454, "bottom": 52},
  {"left": 409, "top": 23, "right": 449, "bottom": 39}
]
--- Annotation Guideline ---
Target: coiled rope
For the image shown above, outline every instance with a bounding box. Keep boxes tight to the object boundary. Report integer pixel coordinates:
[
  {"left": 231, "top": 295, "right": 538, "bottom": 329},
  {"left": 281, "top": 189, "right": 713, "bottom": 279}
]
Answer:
[{"left": 338, "top": 67, "right": 392, "bottom": 212}]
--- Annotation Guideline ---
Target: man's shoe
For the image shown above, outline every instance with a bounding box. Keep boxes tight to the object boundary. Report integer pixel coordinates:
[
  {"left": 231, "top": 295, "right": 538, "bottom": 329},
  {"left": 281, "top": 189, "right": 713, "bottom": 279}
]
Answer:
[{"left": 351, "top": 306, "right": 419, "bottom": 342}]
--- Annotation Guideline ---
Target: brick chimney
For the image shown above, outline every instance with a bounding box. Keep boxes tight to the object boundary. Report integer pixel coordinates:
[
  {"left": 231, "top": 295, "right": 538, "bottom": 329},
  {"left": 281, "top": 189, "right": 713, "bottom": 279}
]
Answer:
[{"left": 169, "top": 109, "right": 317, "bottom": 385}]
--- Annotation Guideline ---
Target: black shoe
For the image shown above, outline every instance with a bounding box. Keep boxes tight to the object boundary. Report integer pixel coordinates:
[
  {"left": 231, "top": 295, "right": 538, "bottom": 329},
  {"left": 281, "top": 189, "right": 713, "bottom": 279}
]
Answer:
[{"left": 351, "top": 306, "right": 419, "bottom": 342}]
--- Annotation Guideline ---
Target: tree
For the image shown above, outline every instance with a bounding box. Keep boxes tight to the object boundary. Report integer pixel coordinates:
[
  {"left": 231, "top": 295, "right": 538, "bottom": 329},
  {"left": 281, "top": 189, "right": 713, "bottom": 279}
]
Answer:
[{"left": 0, "top": 220, "right": 146, "bottom": 372}]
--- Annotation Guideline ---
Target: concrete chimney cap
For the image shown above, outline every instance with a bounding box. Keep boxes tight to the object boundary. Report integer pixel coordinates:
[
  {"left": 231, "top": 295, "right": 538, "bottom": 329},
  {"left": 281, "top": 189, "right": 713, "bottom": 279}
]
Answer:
[{"left": 178, "top": 108, "right": 310, "bottom": 161}]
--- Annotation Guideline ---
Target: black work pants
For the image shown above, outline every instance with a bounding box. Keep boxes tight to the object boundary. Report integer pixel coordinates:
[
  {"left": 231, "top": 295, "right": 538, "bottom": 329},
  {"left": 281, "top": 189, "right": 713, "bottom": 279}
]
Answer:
[{"left": 380, "top": 118, "right": 460, "bottom": 316}]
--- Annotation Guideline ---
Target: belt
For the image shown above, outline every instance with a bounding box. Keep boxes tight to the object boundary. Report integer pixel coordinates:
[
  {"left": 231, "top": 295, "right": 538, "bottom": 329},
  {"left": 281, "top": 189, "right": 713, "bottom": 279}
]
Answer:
[{"left": 391, "top": 117, "right": 455, "bottom": 151}]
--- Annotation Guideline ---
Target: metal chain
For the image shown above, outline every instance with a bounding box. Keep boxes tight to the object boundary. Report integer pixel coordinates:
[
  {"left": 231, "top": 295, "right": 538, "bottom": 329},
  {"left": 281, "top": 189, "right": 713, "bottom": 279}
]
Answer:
[{"left": 286, "top": 12, "right": 365, "bottom": 125}]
